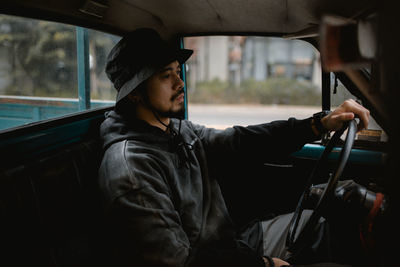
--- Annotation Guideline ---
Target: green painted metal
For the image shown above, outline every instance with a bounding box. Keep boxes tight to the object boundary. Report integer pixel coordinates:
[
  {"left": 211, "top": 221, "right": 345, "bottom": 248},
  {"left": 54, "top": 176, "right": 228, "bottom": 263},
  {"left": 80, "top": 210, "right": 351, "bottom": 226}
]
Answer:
[
  {"left": 76, "top": 27, "right": 91, "bottom": 111},
  {"left": 0, "top": 96, "right": 114, "bottom": 131},
  {"left": 292, "top": 143, "right": 385, "bottom": 165},
  {"left": 0, "top": 107, "right": 112, "bottom": 166},
  {"left": 179, "top": 37, "right": 188, "bottom": 120}
]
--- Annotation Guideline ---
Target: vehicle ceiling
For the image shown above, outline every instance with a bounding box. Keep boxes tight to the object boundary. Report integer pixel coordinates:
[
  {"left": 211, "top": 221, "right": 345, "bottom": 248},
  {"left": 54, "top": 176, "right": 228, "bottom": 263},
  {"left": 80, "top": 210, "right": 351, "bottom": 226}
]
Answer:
[{"left": 2, "top": 0, "right": 376, "bottom": 40}]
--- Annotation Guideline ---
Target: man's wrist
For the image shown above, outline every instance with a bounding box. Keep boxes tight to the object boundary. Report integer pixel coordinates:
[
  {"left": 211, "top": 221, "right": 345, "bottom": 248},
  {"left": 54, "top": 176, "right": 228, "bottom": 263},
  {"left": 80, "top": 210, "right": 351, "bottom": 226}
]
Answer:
[
  {"left": 310, "top": 118, "right": 320, "bottom": 136},
  {"left": 311, "top": 110, "right": 331, "bottom": 136},
  {"left": 263, "top": 255, "right": 275, "bottom": 267}
]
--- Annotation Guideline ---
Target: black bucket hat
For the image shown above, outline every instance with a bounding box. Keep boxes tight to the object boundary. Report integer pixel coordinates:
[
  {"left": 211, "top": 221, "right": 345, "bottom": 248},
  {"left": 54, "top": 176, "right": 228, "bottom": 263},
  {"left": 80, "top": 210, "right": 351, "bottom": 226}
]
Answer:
[{"left": 105, "top": 28, "right": 193, "bottom": 103}]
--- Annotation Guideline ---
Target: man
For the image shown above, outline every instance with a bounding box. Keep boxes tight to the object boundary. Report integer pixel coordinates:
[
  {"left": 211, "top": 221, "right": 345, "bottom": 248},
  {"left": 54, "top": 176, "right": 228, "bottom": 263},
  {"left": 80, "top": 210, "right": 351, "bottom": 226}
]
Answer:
[{"left": 98, "top": 28, "right": 370, "bottom": 267}]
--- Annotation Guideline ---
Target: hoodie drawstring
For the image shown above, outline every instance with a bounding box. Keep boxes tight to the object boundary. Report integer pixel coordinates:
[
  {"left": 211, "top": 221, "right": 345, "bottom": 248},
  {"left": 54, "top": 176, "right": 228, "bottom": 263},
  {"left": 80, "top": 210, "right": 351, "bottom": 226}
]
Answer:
[
  {"left": 150, "top": 109, "right": 193, "bottom": 167},
  {"left": 170, "top": 119, "right": 194, "bottom": 168}
]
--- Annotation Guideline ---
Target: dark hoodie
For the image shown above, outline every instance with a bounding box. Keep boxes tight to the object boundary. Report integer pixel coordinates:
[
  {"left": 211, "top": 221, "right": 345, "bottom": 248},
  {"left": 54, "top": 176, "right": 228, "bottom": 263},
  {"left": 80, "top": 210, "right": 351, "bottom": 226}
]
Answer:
[{"left": 98, "top": 110, "right": 319, "bottom": 267}]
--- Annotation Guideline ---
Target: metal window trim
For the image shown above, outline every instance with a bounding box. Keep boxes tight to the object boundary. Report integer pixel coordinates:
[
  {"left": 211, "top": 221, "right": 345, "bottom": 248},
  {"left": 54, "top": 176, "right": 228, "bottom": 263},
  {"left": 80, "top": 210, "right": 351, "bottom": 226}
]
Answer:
[{"left": 179, "top": 37, "right": 188, "bottom": 120}]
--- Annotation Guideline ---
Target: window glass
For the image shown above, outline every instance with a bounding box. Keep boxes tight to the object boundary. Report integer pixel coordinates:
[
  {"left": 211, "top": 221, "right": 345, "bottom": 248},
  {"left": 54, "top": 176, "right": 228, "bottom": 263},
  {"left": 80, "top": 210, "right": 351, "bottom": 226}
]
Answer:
[
  {"left": 88, "top": 29, "right": 120, "bottom": 102},
  {"left": 183, "top": 36, "right": 322, "bottom": 129},
  {"left": 0, "top": 14, "right": 119, "bottom": 131}
]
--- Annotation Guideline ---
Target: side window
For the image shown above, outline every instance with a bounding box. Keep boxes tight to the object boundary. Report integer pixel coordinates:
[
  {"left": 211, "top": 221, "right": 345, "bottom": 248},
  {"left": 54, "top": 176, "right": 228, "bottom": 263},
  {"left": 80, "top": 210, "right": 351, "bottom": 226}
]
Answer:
[
  {"left": 0, "top": 14, "right": 120, "bottom": 131},
  {"left": 183, "top": 36, "right": 322, "bottom": 129}
]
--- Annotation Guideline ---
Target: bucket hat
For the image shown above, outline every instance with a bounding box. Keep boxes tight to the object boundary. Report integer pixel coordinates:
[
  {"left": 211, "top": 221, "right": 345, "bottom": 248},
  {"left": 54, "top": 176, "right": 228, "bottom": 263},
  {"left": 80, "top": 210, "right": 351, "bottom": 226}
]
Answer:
[{"left": 105, "top": 28, "right": 193, "bottom": 103}]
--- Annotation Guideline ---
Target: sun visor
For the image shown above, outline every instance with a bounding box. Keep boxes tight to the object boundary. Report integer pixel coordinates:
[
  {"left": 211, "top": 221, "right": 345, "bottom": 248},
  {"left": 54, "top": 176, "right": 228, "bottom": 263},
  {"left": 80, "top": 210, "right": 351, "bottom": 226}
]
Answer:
[{"left": 320, "top": 15, "right": 377, "bottom": 71}]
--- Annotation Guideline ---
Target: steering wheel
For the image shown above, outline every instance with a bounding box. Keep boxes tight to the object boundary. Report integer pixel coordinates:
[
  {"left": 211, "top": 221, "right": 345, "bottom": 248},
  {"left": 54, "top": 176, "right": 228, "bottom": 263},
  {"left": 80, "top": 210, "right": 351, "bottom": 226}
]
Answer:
[{"left": 286, "top": 119, "right": 358, "bottom": 255}]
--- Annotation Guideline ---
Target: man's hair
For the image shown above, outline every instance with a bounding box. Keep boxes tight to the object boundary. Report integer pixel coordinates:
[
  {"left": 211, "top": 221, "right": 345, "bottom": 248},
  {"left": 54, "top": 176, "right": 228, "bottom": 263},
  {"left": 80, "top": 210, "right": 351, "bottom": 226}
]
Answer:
[
  {"left": 115, "top": 82, "right": 147, "bottom": 117},
  {"left": 115, "top": 97, "right": 136, "bottom": 116}
]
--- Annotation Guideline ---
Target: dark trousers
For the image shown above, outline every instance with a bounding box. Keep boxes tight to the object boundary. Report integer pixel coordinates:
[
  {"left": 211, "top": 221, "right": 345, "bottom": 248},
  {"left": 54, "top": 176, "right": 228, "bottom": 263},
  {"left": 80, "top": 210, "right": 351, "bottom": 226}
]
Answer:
[{"left": 239, "top": 210, "right": 353, "bottom": 266}]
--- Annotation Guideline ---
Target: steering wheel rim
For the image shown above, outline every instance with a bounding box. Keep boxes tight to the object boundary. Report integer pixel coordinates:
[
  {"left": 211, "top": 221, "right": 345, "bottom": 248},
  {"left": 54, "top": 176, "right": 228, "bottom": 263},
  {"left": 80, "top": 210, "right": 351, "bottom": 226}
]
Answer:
[{"left": 286, "top": 119, "right": 358, "bottom": 255}]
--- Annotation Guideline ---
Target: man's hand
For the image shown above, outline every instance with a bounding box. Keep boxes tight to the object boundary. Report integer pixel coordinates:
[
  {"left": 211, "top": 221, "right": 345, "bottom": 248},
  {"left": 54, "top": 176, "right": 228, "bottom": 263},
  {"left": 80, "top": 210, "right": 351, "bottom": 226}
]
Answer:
[
  {"left": 263, "top": 256, "right": 290, "bottom": 267},
  {"left": 321, "top": 99, "right": 370, "bottom": 132}
]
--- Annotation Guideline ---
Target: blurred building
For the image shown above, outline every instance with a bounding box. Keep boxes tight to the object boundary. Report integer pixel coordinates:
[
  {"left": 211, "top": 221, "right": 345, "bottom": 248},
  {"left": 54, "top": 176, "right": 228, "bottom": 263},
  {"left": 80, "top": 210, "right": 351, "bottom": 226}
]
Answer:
[{"left": 184, "top": 36, "right": 321, "bottom": 89}]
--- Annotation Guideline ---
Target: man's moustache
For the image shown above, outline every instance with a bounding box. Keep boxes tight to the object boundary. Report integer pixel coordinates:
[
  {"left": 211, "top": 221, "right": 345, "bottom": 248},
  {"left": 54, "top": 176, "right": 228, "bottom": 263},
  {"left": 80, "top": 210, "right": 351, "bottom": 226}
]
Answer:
[{"left": 171, "top": 89, "right": 185, "bottom": 101}]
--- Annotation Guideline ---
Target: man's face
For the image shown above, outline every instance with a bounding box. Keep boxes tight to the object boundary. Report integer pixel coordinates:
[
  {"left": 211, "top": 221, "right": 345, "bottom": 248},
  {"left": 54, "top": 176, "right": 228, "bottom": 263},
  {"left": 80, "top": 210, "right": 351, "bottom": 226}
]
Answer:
[{"left": 144, "top": 60, "right": 185, "bottom": 118}]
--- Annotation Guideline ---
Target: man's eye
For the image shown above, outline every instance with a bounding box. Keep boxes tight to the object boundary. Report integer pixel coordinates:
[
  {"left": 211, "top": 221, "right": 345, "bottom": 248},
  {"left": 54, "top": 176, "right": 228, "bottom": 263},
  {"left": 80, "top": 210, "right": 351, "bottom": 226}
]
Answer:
[{"left": 163, "top": 74, "right": 170, "bottom": 78}]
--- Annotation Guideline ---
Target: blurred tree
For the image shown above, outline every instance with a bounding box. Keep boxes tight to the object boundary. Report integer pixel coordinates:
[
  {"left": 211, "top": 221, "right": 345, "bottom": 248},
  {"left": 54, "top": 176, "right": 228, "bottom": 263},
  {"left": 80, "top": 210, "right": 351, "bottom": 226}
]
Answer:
[
  {"left": 0, "top": 15, "right": 37, "bottom": 95},
  {"left": 0, "top": 14, "right": 118, "bottom": 99},
  {"left": 0, "top": 15, "right": 77, "bottom": 97},
  {"left": 88, "top": 29, "right": 119, "bottom": 100}
]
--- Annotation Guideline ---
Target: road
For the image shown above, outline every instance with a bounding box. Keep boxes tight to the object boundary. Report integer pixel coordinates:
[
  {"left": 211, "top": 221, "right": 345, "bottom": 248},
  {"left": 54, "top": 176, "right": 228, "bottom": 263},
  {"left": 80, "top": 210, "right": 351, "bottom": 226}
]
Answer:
[{"left": 188, "top": 104, "right": 321, "bottom": 129}]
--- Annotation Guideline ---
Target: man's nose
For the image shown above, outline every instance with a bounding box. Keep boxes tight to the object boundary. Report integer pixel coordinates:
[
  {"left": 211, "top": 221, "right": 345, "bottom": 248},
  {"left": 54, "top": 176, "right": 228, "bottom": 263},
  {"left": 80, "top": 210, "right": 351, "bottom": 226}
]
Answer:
[{"left": 174, "top": 74, "right": 184, "bottom": 90}]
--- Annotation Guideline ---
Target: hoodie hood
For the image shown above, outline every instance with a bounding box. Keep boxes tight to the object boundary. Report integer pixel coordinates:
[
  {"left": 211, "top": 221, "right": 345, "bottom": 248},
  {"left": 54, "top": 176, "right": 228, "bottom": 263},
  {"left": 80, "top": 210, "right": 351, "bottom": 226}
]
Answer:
[{"left": 100, "top": 110, "right": 177, "bottom": 151}]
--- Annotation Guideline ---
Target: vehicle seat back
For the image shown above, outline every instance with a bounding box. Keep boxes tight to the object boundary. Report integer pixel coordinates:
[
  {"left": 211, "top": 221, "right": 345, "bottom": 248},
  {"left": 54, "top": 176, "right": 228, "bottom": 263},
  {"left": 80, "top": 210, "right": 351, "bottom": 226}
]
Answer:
[{"left": 0, "top": 138, "right": 103, "bottom": 267}]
